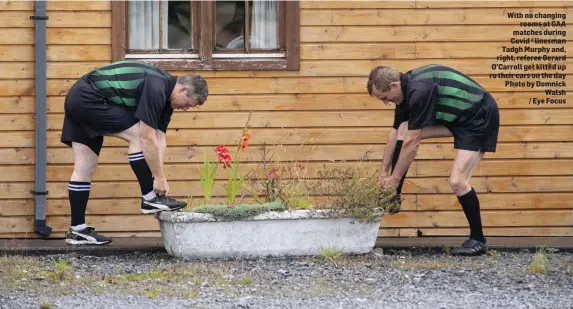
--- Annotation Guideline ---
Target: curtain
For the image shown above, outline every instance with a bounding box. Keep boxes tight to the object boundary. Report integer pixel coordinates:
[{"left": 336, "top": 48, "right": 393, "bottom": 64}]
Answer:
[
  {"left": 250, "top": 0, "right": 278, "bottom": 49},
  {"left": 129, "top": 0, "right": 167, "bottom": 50}
]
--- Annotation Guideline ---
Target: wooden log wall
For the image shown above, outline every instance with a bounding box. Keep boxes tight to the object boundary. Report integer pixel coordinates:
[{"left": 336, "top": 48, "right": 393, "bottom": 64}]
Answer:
[{"left": 0, "top": 1, "right": 571, "bottom": 239}]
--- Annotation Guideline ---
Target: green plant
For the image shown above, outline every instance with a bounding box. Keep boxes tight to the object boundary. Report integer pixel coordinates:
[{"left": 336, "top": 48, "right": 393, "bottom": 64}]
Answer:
[
  {"left": 307, "top": 164, "right": 399, "bottom": 222},
  {"left": 318, "top": 247, "right": 344, "bottom": 266},
  {"left": 47, "top": 258, "right": 73, "bottom": 281},
  {"left": 282, "top": 183, "right": 312, "bottom": 210},
  {"left": 528, "top": 246, "right": 549, "bottom": 274},
  {"left": 222, "top": 158, "right": 247, "bottom": 206},
  {"left": 198, "top": 153, "right": 218, "bottom": 205},
  {"left": 187, "top": 289, "right": 199, "bottom": 299},
  {"left": 146, "top": 288, "right": 159, "bottom": 299},
  {"left": 239, "top": 277, "right": 253, "bottom": 285},
  {"left": 39, "top": 301, "right": 52, "bottom": 309}
]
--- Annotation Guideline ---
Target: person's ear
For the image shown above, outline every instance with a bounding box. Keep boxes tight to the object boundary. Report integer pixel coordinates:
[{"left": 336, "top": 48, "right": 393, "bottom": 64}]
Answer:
[{"left": 390, "top": 81, "right": 400, "bottom": 90}]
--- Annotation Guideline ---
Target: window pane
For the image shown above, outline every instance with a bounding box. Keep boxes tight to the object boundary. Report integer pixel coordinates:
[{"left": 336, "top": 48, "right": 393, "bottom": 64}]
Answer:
[
  {"left": 165, "top": 1, "right": 192, "bottom": 49},
  {"left": 129, "top": 1, "right": 191, "bottom": 50},
  {"left": 129, "top": 0, "right": 159, "bottom": 49},
  {"left": 215, "top": 1, "right": 245, "bottom": 50},
  {"left": 249, "top": 0, "right": 278, "bottom": 49}
]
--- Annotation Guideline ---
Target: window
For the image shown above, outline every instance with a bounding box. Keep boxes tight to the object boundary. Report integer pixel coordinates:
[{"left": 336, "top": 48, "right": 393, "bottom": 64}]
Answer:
[{"left": 112, "top": 0, "right": 299, "bottom": 71}]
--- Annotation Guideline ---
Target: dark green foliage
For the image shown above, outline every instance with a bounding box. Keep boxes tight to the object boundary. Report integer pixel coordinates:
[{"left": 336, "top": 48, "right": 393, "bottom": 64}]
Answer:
[{"left": 191, "top": 200, "right": 285, "bottom": 221}]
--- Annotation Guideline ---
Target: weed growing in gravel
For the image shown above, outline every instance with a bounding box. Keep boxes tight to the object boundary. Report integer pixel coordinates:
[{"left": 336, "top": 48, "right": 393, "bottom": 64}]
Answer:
[
  {"left": 46, "top": 258, "right": 73, "bottom": 281},
  {"left": 442, "top": 245, "right": 451, "bottom": 255},
  {"left": 187, "top": 289, "right": 200, "bottom": 299},
  {"left": 528, "top": 246, "right": 549, "bottom": 274},
  {"left": 239, "top": 277, "right": 253, "bottom": 285},
  {"left": 166, "top": 289, "right": 175, "bottom": 297},
  {"left": 146, "top": 288, "right": 159, "bottom": 299},
  {"left": 0, "top": 255, "right": 42, "bottom": 281},
  {"left": 318, "top": 247, "right": 345, "bottom": 266},
  {"left": 117, "top": 271, "right": 170, "bottom": 282},
  {"left": 39, "top": 301, "right": 53, "bottom": 309}
]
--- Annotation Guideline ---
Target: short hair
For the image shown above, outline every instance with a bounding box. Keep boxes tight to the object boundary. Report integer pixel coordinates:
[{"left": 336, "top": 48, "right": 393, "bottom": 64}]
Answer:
[
  {"left": 177, "top": 74, "right": 208, "bottom": 105},
  {"left": 366, "top": 66, "right": 401, "bottom": 96}
]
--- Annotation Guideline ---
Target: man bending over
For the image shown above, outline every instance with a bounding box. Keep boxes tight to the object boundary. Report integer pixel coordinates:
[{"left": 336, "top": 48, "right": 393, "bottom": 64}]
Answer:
[
  {"left": 368, "top": 64, "right": 500, "bottom": 256},
  {"left": 60, "top": 60, "right": 208, "bottom": 245}
]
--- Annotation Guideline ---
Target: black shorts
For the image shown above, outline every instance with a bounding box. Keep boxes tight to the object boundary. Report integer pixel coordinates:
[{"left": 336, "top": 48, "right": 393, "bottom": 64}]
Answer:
[
  {"left": 60, "top": 77, "right": 140, "bottom": 155},
  {"left": 448, "top": 93, "right": 500, "bottom": 153}
]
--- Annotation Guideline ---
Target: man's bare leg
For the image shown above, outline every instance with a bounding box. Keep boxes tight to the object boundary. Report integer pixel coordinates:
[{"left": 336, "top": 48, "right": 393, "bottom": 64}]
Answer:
[
  {"left": 69, "top": 142, "right": 98, "bottom": 229},
  {"left": 449, "top": 149, "right": 487, "bottom": 256},
  {"left": 66, "top": 142, "right": 113, "bottom": 245}
]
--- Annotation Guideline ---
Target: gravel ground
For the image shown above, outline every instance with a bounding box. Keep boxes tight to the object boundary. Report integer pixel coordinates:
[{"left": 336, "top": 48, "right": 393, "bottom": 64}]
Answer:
[{"left": 1, "top": 248, "right": 572, "bottom": 309}]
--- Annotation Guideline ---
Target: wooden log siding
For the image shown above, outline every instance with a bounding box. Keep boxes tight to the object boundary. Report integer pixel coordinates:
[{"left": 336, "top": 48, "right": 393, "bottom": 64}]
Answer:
[{"left": 0, "top": 0, "right": 571, "bottom": 239}]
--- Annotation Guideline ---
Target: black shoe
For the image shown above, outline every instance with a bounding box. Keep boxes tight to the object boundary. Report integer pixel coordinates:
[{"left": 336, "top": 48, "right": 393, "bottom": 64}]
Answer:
[
  {"left": 141, "top": 195, "right": 187, "bottom": 214},
  {"left": 451, "top": 238, "right": 487, "bottom": 256},
  {"left": 65, "top": 226, "right": 112, "bottom": 245}
]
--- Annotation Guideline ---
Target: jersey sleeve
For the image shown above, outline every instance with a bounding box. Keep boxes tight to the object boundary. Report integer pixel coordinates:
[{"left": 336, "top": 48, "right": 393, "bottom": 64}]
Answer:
[
  {"left": 392, "top": 103, "right": 409, "bottom": 129},
  {"left": 407, "top": 82, "right": 438, "bottom": 130},
  {"left": 134, "top": 75, "right": 169, "bottom": 130},
  {"left": 157, "top": 106, "right": 174, "bottom": 133}
]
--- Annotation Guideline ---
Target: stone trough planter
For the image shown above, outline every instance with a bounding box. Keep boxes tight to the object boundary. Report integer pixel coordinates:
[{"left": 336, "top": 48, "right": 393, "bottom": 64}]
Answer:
[{"left": 157, "top": 209, "right": 383, "bottom": 259}]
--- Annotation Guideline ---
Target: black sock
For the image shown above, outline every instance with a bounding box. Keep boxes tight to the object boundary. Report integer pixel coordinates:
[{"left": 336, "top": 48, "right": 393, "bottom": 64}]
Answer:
[
  {"left": 128, "top": 152, "right": 154, "bottom": 196},
  {"left": 457, "top": 188, "right": 485, "bottom": 242},
  {"left": 69, "top": 181, "right": 90, "bottom": 227},
  {"left": 391, "top": 140, "right": 408, "bottom": 195}
]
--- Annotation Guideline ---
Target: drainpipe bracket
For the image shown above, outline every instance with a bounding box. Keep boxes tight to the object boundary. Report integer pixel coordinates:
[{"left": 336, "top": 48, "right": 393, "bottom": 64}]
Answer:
[
  {"left": 30, "top": 15, "right": 49, "bottom": 20},
  {"left": 30, "top": 190, "right": 49, "bottom": 195}
]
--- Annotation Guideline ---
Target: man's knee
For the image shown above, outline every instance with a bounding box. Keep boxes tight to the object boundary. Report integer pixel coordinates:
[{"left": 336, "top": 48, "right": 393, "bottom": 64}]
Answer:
[
  {"left": 448, "top": 174, "right": 470, "bottom": 196},
  {"left": 75, "top": 159, "right": 98, "bottom": 177},
  {"left": 72, "top": 143, "right": 99, "bottom": 180}
]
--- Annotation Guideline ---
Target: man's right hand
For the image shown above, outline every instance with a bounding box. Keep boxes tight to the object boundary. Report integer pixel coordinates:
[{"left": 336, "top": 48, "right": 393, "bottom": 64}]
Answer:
[{"left": 154, "top": 177, "right": 169, "bottom": 196}]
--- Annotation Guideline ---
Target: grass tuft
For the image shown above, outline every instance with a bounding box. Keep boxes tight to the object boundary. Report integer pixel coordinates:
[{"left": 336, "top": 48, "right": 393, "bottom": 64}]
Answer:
[
  {"left": 117, "top": 271, "right": 170, "bottom": 281},
  {"left": 528, "top": 246, "right": 549, "bottom": 274},
  {"left": 318, "top": 247, "right": 344, "bottom": 266},
  {"left": 39, "top": 301, "right": 52, "bottom": 309},
  {"left": 46, "top": 258, "right": 73, "bottom": 281}
]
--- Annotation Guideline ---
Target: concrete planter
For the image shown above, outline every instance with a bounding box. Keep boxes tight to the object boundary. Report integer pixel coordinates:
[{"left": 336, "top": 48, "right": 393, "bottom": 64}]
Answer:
[{"left": 157, "top": 209, "right": 383, "bottom": 259}]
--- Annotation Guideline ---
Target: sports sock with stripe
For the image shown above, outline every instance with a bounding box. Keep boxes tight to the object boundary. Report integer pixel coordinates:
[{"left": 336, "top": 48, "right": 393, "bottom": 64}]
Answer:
[
  {"left": 69, "top": 181, "right": 91, "bottom": 227},
  {"left": 128, "top": 152, "right": 156, "bottom": 201}
]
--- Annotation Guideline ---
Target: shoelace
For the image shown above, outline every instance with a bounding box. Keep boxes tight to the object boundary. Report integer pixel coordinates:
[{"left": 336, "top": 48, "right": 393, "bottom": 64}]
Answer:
[{"left": 159, "top": 195, "right": 177, "bottom": 202}]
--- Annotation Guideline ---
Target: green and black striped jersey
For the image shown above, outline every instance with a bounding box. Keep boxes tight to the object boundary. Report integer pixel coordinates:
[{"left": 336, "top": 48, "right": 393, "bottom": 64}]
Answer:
[
  {"left": 401, "top": 64, "right": 489, "bottom": 130},
  {"left": 83, "top": 60, "right": 177, "bottom": 130}
]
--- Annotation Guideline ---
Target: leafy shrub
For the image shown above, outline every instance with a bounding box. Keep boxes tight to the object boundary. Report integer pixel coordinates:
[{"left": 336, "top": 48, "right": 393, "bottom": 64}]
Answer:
[{"left": 306, "top": 164, "right": 400, "bottom": 222}]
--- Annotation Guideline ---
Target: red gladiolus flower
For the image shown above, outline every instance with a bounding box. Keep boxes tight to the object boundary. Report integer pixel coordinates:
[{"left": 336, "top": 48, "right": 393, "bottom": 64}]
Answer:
[
  {"left": 216, "top": 145, "right": 232, "bottom": 169},
  {"left": 241, "top": 132, "right": 252, "bottom": 151}
]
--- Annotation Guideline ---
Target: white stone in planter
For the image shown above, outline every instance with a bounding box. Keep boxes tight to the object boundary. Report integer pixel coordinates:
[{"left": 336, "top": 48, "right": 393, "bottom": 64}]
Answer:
[{"left": 157, "top": 209, "right": 383, "bottom": 259}]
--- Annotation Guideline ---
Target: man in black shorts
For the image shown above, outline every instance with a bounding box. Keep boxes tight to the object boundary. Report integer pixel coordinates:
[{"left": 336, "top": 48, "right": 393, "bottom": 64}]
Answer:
[
  {"left": 368, "top": 64, "right": 500, "bottom": 256},
  {"left": 61, "top": 60, "right": 208, "bottom": 245}
]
